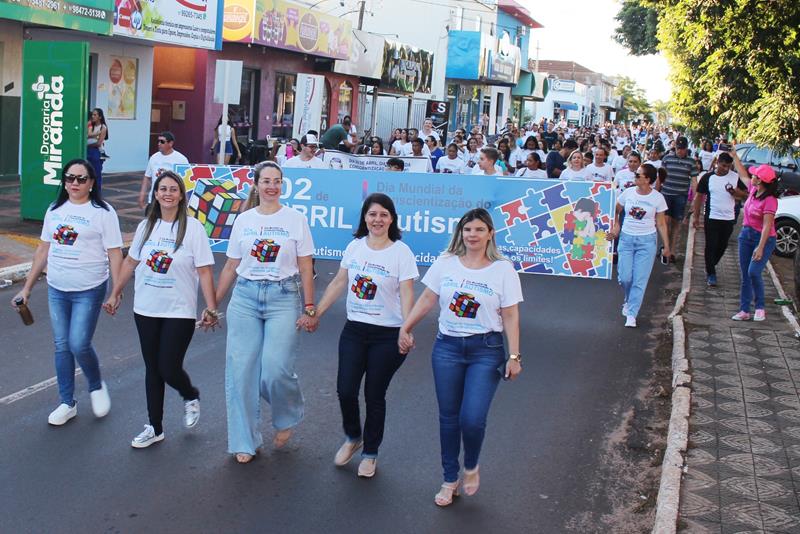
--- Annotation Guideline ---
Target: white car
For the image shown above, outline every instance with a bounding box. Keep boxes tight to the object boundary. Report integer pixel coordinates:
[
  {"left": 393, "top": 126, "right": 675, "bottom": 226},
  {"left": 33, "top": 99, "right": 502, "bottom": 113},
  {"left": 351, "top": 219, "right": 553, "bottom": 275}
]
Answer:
[{"left": 775, "top": 195, "right": 800, "bottom": 257}]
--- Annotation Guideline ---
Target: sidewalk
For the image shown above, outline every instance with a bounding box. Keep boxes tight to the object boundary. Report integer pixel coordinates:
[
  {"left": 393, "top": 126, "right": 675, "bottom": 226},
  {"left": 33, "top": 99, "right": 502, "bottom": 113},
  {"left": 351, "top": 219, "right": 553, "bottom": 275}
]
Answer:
[
  {"left": 678, "top": 226, "right": 800, "bottom": 532},
  {"left": 0, "top": 173, "right": 141, "bottom": 281}
]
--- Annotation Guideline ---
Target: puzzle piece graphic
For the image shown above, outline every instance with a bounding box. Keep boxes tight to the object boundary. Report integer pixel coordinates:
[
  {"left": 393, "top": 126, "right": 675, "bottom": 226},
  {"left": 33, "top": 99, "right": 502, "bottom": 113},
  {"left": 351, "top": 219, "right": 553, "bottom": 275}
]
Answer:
[
  {"left": 520, "top": 188, "right": 550, "bottom": 219},
  {"left": 564, "top": 211, "right": 577, "bottom": 232},
  {"left": 498, "top": 221, "right": 535, "bottom": 249},
  {"left": 519, "top": 261, "right": 555, "bottom": 275},
  {"left": 528, "top": 212, "right": 557, "bottom": 241},
  {"left": 497, "top": 198, "right": 529, "bottom": 226},
  {"left": 561, "top": 227, "right": 576, "bottom": 245},
  {"left": 541, "top": 183, "right": 570, "bottom": 211},
  {"left": 564, "top": 255, "right": 596, "bottom": 276}
]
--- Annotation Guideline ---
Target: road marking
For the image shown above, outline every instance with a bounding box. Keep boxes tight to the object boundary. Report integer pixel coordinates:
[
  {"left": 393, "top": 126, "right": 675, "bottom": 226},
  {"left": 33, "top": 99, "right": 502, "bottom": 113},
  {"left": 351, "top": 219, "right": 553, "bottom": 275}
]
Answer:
[{"left": 0, "top": 370, "right": 82, "bottom": 405}]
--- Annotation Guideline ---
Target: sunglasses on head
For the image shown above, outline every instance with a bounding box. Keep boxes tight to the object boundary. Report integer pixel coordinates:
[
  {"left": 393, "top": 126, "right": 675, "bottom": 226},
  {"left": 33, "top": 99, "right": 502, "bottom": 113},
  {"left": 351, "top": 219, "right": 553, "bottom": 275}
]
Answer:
[{"left": 64, "top": 173, "right": 90, "bottom": 184}]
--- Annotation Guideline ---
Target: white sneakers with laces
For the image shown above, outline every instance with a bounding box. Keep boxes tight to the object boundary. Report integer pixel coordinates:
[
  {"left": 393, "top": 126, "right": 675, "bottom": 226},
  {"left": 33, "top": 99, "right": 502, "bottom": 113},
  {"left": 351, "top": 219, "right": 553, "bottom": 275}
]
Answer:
[
  {"left": 625, "top": 315, "right": 637, "bottom": 328},
  {"left": 90, "top": 381, "right": 111, "bottom": 418},
  {"left": 184, "top": 399, "right": 200, "bottom": 428},
  {"left": 131, "top": 424, "right": 164, "bottom": 448},
  {"left": 48, "top": 403, "right": 77, "bottom": 425}
]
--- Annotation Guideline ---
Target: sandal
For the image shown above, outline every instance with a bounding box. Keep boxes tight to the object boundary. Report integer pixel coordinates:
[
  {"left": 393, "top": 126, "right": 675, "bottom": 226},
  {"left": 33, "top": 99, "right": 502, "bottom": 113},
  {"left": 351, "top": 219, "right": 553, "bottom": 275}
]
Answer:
[
  {"left": 273, "top": 428, "right": 293, "bottom": 449},
  {"left": 235, "top": 452, "right": 254, "bottom": 464},
  {"left": 463, "top": 466, "right": 480, "bottom": 496},
  {"left": 434, "top": 480, "right": 461, "bottom": 507}
]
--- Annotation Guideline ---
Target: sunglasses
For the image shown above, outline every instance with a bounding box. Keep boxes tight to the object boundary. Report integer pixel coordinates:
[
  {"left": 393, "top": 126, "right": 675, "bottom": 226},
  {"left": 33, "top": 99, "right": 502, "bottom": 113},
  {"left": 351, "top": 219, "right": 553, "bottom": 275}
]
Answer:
[
  {"left": 157, "top": 139, "right": 169, "bottom": 144},
  {"left": 64, "top": 173, "right": 90, "bottom": 184}
]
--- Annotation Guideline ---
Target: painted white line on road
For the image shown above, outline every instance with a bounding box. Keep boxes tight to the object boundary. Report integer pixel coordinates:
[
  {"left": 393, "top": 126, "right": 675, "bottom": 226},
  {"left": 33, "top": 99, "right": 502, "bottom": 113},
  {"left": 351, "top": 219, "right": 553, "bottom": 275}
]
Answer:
[{"left": 0, "top": 370, "right": 82, "bottom": 405}]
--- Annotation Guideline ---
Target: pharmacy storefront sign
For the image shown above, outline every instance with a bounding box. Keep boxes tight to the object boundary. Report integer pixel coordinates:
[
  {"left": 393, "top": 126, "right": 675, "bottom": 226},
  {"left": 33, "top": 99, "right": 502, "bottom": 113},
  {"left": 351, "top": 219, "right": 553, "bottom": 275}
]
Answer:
[{"left": 21, "top": 41, "right": 89, "bottom": 220}]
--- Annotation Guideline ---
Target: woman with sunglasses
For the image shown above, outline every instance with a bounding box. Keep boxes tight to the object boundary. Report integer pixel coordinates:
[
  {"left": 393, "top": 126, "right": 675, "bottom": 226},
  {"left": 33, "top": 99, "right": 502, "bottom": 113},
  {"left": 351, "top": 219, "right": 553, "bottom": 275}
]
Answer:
[
  {"left": 398, "top": 208, "right": 523, "bottom": 506},
  {"left": 12, "top": 159, "right": 123, "bottom": 426},
  {"left": 103, "top": 171, "right": 218, "bottom": 448},
  {"left": 607, "top": 163, "right": 671, "bottom": 328},
  {"left": 215, "top": 161, "right": 315, "bottom": 464}
]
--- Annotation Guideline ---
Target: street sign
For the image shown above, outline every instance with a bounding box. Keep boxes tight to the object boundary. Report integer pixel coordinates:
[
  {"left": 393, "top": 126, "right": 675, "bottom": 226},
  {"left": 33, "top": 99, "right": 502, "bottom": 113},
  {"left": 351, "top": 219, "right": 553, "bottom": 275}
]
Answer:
[
  {"left": 0, "top": 0, "right": 113, "bottom": 35},
  {"left": 20, "top": 41, "right": 89, "bottom": 220}
]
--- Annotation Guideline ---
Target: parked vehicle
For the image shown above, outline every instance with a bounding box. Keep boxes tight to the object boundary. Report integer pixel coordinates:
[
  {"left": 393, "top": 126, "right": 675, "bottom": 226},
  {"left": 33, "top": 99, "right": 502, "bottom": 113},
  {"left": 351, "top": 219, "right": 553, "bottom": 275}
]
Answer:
[
  {"left": 774, "top": 195, "right": 800, "bottom": 257},
  {"left": 736, "top": 143, "right": 800, "bottom": 195}
]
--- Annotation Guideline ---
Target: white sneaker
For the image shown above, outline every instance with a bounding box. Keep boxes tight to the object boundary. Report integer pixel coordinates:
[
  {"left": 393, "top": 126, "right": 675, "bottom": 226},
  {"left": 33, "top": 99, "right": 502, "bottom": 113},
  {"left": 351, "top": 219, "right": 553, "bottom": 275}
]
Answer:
[
  {"left": 334, "top": 439, "right": 363, "bottom": 466},
  {"left": 131, "top": 424, "right": 164, "bottom": 448},
  {"left": 184, "top": 399, "right": 200, "bottom": 428},
  {"left": 753, "top": 309, "right": 766, "bottom": 322},
  {"left": 358, "top": 458, "right": 377, "bottom": 478},
  {"left": 90, "top": 381, "right": 110, "bottom": 418},
  {"left": 48, "top": 403, "right": 77, "bottom": 426},
  {"left": 622, "top": 303, "right": 629, "bottom": 317},
  {"left": 625, "top": 315, "right": 637, "bottom": 328}
]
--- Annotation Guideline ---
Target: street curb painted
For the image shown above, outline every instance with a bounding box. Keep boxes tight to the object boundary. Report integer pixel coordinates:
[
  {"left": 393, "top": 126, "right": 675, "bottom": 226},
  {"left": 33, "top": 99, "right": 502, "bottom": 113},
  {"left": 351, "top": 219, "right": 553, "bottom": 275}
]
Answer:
[
  {"left": 766, "top": 261, "right": 800, "bottom": 336},
  {"left": 653, "top": 216, "right": 695, "bottom": 534}
]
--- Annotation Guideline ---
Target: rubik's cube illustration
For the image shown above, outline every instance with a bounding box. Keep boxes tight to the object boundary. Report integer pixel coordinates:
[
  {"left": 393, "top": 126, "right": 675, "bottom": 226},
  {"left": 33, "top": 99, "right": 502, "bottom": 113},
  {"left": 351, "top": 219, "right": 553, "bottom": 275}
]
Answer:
[
  {"left": 351, "top": 275, "right": 377, "bottom": 300},
  {"left": 251, "top": 239, "right": 281, "bottom": 263},
  {"left": 53, "top": 224, "right": 78, "bottom": 245},
  {"left": 629, "top": 206, "right": 646, "bottom": 220},
  {"left": 188, "top": 179, "right": 248, "bottom": 239},
  {"left": 449, "top": 292, "right": 480, "bottom": 319},
  {"left": 146, "top": 250, "right": 173, "bottom": 274}
]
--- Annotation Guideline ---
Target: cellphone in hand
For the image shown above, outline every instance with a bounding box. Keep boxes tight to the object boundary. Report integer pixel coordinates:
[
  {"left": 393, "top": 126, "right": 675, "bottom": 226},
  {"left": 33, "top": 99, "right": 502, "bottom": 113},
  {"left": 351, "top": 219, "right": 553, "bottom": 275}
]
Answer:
[{"left": 719, "top": 143, "right": 732, "bottom": 152}]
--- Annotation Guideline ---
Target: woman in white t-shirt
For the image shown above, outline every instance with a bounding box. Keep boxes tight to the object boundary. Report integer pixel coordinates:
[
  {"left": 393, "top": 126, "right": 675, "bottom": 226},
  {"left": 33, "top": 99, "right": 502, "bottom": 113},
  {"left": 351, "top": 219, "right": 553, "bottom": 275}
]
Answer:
[
  {"left": 607, "top": 163, "right": 671, "bottom": 328},
  {"left": 103, "top": 171, "right": 218, "bottom": 448},
  {"left": 13, "top": 159, "right": 123, "bottom": 426},
  {"left": 614, "top": 151, "right": 641, "bottom": 195},
  {"left": 585, "top": 147, "right": 615, "bottom": 182},
  {"left": 560, "top": 149, "right": 589, "bottom": 181},
  {"left": 210, "top": 116, "right": 242, "bottom": 165},
  {"left": 303, "top": 193, "right": 418, "bottom": 478},
  {"left": 436, "top": 143, "right": 467, "bottom": 174},
  {"left": 698, "top": 140, "right": 715, "bottom": 171},
  {"left": 389, "top": 129, "right": 409, "bottom": 156},
  {"left": 514, "top": 152, "right": 547, "bottom": 178},
  {"left": 462, "top": 137, "right": 481, "bottom": 171},
  {"left": 215, "top": 161, "right": 316, "bottom": 464},
  {"left": 398, "top": 208, "right": 523, "bottom": 507}
]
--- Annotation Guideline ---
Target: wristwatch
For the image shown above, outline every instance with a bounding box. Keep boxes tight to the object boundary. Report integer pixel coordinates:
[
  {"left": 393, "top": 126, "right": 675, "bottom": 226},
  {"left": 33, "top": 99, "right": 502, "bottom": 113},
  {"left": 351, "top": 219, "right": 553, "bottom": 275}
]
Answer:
[
  {"left": 509, "top": 353, "right": 522, "bottom": 363},
  {"left": 303, "top": 305, "right": 317, "bottom": 317}
]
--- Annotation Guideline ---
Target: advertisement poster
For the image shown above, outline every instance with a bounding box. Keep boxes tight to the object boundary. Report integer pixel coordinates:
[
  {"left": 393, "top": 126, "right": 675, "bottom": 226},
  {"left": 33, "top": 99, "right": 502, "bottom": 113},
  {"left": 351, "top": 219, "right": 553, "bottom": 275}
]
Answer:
[
  {"left": 292, "top": 73, "right": 324, "bottom": 140},
  {"left": 0, "top": 0, "right": 113, "bottom": 34},
  {"left": 333, "top": 29, "right": 384, "bottom": 80},
  {"left": 173, "top": 164, "right": 614, "bottom": 279},
  {"left": 321, "top": 150, "right": 431, "bottom": 173},
  {"left": 21, "top": 41, "right": 89, "bottom": 220},
  {"left": 381, "top": 40, "right": 433, "bottom": 94},
  {"left": 113, "top": 0, "right": 222, "bottom": 50},
  {"left": 106, "top": 56, "right": 137, "bottom": 119},
  {"left": 426, "top": 100, "right": 450, "bottom": 143}
]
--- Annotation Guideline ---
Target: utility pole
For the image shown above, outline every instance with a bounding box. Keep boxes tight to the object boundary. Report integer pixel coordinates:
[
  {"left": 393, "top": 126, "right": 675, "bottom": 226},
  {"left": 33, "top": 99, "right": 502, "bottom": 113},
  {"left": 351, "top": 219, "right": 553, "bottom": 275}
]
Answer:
[{"left": 357, "top": 0, "right": 365, "bottom": 30}]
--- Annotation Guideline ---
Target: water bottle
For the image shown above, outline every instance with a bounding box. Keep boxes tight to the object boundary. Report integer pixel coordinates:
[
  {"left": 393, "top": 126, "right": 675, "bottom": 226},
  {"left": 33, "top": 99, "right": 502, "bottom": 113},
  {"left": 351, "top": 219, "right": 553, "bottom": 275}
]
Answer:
[{"left": 14, "top": 298, "right": 34, "bottom": 326}]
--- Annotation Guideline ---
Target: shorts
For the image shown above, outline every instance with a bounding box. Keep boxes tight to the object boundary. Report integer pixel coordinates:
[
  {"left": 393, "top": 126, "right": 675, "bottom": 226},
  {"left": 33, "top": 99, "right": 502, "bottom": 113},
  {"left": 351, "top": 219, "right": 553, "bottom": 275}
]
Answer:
[
  {"left": 663, "top": 193, "right": 688, "bottom": 220},
  {"left": 224, "top": 141, "right": 233, "bottom": 155}
]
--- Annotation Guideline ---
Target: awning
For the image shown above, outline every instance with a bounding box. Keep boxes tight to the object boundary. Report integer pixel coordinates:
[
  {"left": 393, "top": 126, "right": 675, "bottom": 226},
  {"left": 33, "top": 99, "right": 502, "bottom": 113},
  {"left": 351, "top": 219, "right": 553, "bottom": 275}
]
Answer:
[
  {"left": 511, "top": 72, "right": 549, "bottom": 101},
  {"left": 554, "top": 101, "right": 578, "bottom": 111}
]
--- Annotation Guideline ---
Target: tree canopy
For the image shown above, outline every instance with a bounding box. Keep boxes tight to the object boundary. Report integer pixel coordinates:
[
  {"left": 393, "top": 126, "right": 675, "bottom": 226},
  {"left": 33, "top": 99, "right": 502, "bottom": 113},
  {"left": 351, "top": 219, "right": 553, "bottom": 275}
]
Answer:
[
  {"left": 614, "top": 0, "right": 800, "bottom": 152},
  {"left": 613, "top": 1, "right": 659, "bottom": 56},
  {"left": 615, "top": 76, "right": 651, "bottom": 122}
]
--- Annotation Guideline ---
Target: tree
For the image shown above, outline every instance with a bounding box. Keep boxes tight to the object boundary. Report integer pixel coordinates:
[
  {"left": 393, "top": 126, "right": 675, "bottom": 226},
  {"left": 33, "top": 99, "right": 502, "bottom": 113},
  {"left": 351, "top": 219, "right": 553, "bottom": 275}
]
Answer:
[
  {"left": 615, "top": 76, "right": 651, "bottom": 122},
  {"left": 613, "top": 1, "right": 659, "bottom": 56},
  {"left": 651, "top": 99, "right": 671, "bottom": 124}
]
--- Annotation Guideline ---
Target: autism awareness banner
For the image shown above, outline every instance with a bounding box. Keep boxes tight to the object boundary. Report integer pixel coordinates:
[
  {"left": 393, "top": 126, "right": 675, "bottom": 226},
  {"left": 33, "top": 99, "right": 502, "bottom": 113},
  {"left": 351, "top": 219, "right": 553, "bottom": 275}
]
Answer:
[
  {"left": 321, "top": 150, "right": 431, "bottom": 173},
  {"left": 173, "top": 164, "right": 615, "bottom": 279}
]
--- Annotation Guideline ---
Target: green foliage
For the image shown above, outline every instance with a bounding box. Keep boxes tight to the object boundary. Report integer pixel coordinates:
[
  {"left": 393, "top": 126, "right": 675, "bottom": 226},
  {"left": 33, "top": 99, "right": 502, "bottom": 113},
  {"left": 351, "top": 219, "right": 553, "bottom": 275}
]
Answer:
[
  {"left": 613, "top": 1, "right": 660, "bottom": 56},
  {"left": 615, "top": 76, "right": 651, "bottom": 122}
]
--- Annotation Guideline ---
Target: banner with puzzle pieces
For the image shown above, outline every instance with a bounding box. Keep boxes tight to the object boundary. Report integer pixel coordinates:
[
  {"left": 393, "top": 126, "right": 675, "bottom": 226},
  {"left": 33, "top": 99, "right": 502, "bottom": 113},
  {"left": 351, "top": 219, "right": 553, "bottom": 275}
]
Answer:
[{"left": 493, "top": 179, "right": 615, "bottom": 279}]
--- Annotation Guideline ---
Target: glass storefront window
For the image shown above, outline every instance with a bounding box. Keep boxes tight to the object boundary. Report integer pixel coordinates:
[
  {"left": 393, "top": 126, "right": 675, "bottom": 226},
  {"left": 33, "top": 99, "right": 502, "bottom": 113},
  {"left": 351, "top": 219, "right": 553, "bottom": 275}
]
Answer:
[
  {"left": 272, "top": 73, "right": 296, "bottom": 139},
  {"left": 337, "top": 81, "right": 353, "bottom": 123},
  {"left": 229, "top": 68, "right": 259, "bottom": 141}
]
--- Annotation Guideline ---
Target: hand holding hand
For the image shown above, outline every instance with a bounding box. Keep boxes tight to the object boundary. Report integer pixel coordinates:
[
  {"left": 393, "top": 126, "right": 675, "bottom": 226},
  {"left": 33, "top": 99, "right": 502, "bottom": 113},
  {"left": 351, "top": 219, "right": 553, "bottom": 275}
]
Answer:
[
  {"left": 398, "top": 329, "right": 415, "bottom": 354},
  {"left": 103, "top": 294, "right": 121, "bottom": 315},
  {"left": 197, "top": 309, "right": 222, "bottom": 332}
]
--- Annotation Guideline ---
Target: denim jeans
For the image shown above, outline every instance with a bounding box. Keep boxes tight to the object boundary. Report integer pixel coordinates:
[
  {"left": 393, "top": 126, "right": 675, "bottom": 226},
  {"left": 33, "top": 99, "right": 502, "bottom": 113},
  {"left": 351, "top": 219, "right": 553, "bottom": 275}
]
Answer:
[
  {"left": 738, "top": 226, "right": 777, "bottom": 313},
  {"left": 47, "top": 280, "right": 106, "bottom": 405},
  {"left": 86, "top": 147, "right": 103, "bottom": 187},
  {"left": 225, "top": 276, "right": 303, "bottom": 455},
  {"left": 337, "top": 320, "right": 406, "bottom": 458},
  {"left": 431, "top": 331, "right": 505, "bottom": 483},
  {"left": 617, "top": 231, "right": 658, "bottom": 318}
]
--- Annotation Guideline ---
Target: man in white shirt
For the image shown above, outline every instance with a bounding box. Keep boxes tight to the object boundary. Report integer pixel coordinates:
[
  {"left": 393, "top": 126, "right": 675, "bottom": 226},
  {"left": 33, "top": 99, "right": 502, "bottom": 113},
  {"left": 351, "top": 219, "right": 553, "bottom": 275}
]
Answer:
[
  {"left": 612, "top": 145, "right": 632, "bottom": 173},
  {"left": 407, "top": 138, "right": 434, "bottom": 172},
  {"left": 400, "top": 129, "right": 431, "bottom": 157},
  {"left": 472, "top": 147, "right": 501, "bottom": 176},
  {"left": 139, "top": 131, "right": 189, "bottom": 210},
  {"left": 283, "top": 134, "right": 325, "bottom": 169},
  {"left": 420, "top": 118, "right": 441, "bottom": 145}
]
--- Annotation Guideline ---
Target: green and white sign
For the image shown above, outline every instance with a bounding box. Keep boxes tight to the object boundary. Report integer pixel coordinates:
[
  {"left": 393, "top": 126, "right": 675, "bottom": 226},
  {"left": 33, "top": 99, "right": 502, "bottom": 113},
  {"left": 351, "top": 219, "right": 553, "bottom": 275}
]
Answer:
[
  {"left": 0, "top": 0, "right": 113, "bottom": 35},
  {"left": 21, "top": 41, "right": 89, "bottom": 220}
]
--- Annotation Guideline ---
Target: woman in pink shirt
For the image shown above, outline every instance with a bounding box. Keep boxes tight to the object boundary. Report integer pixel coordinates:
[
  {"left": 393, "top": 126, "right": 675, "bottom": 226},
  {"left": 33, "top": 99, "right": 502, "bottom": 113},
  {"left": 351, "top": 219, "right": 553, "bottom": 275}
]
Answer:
[{"left": 731, "top": 148, "right": 778, "bottom": 321}]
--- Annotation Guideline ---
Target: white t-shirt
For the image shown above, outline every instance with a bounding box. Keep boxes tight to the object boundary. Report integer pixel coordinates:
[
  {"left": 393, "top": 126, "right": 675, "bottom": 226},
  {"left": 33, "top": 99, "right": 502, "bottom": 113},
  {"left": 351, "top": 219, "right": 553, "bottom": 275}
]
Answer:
[
  {"left": 611, "top": 155, "right": 629, "bottom": 172},
  {"left": 400, "top": 143, "right": 431, "bottom": 157},
  {"left": 515, "top": 168, "right": 547, "bottom": 178},
  {"left": 283, "top": 155, "right": 326, "bottom": 169},
  {"left": 391, "top": 140, "right": 408, "bottom": 154},
  {"left": 585, "top": 163, "right": 614, "bottom": 182},
  {"left": 615, "top": 169, "right": 637, "bottom": 194},
  {"left": 145, "top": 150, "right": 190, "bottom": 202},
  {"left": 462, "top": 150, "right": 481, "bottom": 170},
  {"left": 560, "top": 168, "right": 589, "bottom": 181},
  {"left": 697, "top": 170, "right": 743, "bottom": 221},
  {"left": 436, "top": 156, "right": 466, "bottom": 174},
  {"left": 510, "top": 148, "right": 530, "bottom": 168},
  {"left": 422, "top": 255, "right": 523, "bottom": 337},
  {"left": 644, "top": 159, "right": 663, "bottom": 169},
  {"left": 226, "top": 206, "right": 314, "bottom": 281},
  {"left": 420, "top": 129, "right": 441, "bottom": 143},
  {"left": 40, "top": 200, "right": 123, "bottom": 292},
  {"left": 340, "top": 238, "right": 419, "bottom": 327},
  {"left": 618, "top": 187, "right": 668, "bottom": 236},
  {"left": 699, "top": 150, "right": 715, "bottom": 171},
  {"left": 472, "top": 166, "right": 503, "bottom": 176},
  {"left": 217, "top": 124, "right": 232, "bottom": 143},
  {"left": 129, "top": 217, "right": 214, "bottom": 319}
]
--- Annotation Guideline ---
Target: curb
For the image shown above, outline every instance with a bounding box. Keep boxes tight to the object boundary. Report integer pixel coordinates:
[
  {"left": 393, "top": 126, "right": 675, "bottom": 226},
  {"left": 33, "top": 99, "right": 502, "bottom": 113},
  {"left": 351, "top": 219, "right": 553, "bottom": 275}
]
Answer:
[
  {"left": 766, "top": 261, "right": 800, "bottom": 336},
  {"left": 653, "top": 216, "right": 696, "bottom": 534}
]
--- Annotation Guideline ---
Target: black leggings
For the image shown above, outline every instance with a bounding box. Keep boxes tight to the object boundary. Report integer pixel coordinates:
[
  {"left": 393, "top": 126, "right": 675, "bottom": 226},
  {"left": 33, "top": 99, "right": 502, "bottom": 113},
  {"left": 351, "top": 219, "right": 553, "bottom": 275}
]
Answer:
[{"left": 134, "top": 314, "right": 199, "bottom": 434}]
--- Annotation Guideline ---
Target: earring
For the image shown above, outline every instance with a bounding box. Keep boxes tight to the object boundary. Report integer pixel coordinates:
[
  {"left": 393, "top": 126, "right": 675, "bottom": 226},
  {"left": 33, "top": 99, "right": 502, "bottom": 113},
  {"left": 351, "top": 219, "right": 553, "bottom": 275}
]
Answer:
[{"left": 90, "top": 188, "right": 93, "bottom": 192}]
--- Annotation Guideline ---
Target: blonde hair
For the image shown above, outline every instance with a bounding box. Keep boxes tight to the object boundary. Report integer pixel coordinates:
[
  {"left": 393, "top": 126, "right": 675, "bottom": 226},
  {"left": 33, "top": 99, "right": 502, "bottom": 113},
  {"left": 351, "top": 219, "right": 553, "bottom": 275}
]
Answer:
[
  {"left": 443, "top": 208, "right": 509, "bottom": 262},
  {"left": 243, "top": 161, "right": 283, "bottom": 212},
  {"left": 568, "top": 149, "right": 585, "bottom": 170}
]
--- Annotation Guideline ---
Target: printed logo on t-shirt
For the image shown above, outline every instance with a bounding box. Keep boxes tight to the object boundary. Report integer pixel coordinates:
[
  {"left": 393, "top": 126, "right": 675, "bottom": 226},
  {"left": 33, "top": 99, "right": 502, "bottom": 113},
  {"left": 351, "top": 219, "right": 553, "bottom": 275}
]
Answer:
[
  {"left": 251, "top": 239, "right": 281, "bottom": 263},
  {"left": 146, "top": 250, "right": 173, "bottom": 274},
  {"left": 351, "top": 274, "right": 377, "bottom": 300},
  {"left": 53, "top": 224, "right": 78, "bottom": 245},
  {"left": 449, "top": 291, "right": 480, "bottom": 319},
  {"left": 629, "top": 207, "right": 647, "bottom": 220}
]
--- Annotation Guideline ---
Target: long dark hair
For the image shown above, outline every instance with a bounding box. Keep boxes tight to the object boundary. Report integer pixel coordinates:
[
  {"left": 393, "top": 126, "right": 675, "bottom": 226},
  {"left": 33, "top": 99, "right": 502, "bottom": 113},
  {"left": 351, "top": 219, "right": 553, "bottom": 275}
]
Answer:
[
  {"left": 354, "top": 193, "right": 401, "bottom": 241},
  {"left": 137, "top": 171, "right": 188, "bottom": 254},
  {"left": 755, "top": 179, "right": 779, "bottom": 200},
  {"left": 639, "top": 163, "right": 658, "bottom": 184},
  {"left": 90, "top": 108, "right": 109, "bottom": 140},
  {"left": 51, "top": 158, "right": 110, "bottom": 211}
]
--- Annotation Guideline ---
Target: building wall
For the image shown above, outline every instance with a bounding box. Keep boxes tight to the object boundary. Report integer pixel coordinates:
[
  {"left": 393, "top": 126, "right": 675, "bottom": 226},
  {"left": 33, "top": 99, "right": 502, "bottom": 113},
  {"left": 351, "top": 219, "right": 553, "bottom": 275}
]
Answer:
[
  {"left": 496, "top": 11, "right": 530, "bottom": 64},
  {"left": 27, "top": 28, "right": 154, "bottom": 173},
  {"left": 0, "top": 20, "right": 23, "bottom": 180}
]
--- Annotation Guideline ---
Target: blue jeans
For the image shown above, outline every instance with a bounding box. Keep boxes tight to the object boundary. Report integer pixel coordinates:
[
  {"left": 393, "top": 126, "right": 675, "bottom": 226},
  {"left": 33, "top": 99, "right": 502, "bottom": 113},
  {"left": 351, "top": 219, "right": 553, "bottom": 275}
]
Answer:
[
  {"left": 86, "top": 147, "right": 103, "bottom": 188},
  {"left": 617, "top": 231, "right": 658, "bottom": 318},
  {"left": 47, "top": 281, "right": 107, "bottom": 405},
  {"left": 432, "top": 331, "right": 505, "bottom": 483},
  {"left": 225, "top": 276, "right": 303, "bottom": 455},
  {"left": 738, "top": 226, "right": 777, "bottom": 313}
]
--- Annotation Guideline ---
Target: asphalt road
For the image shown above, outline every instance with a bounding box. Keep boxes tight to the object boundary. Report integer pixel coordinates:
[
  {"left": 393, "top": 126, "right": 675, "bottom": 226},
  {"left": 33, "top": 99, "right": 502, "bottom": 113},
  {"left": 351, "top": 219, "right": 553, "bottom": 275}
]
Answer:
[{"left": 0, "top": 258, "right": 669, "bottom": 533}]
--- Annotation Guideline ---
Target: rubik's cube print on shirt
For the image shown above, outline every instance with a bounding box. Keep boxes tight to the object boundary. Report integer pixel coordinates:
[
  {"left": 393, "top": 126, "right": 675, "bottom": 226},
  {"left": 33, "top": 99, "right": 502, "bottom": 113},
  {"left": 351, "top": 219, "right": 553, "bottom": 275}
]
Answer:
[
  {"left": 351, "top": 275, "right": 377, "bottom": 300},
  {"left": 187, "top": 179, "right": 248, "bottom": 240},
  {"left": 450, "top": 292, "right": 480, "bottom": 319},
  {"left": 251, "top": 239, "right": 281, "bottom": 263},
  {"left": 53, "top": 224, "right": 78, "bottom": 245},
  {"left": 146, "top": 250, "right": 173, "bottom": 274}
]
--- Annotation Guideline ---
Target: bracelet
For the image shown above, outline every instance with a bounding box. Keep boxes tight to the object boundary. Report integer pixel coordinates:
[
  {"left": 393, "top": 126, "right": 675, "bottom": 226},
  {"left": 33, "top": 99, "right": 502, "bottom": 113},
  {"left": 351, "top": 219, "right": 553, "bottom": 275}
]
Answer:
[
  {"left": 204, "top": 308, "right": 220, "bottom": 319},
  {"left": 304, "top": 303, "right": 315, "bottom": 308}
]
